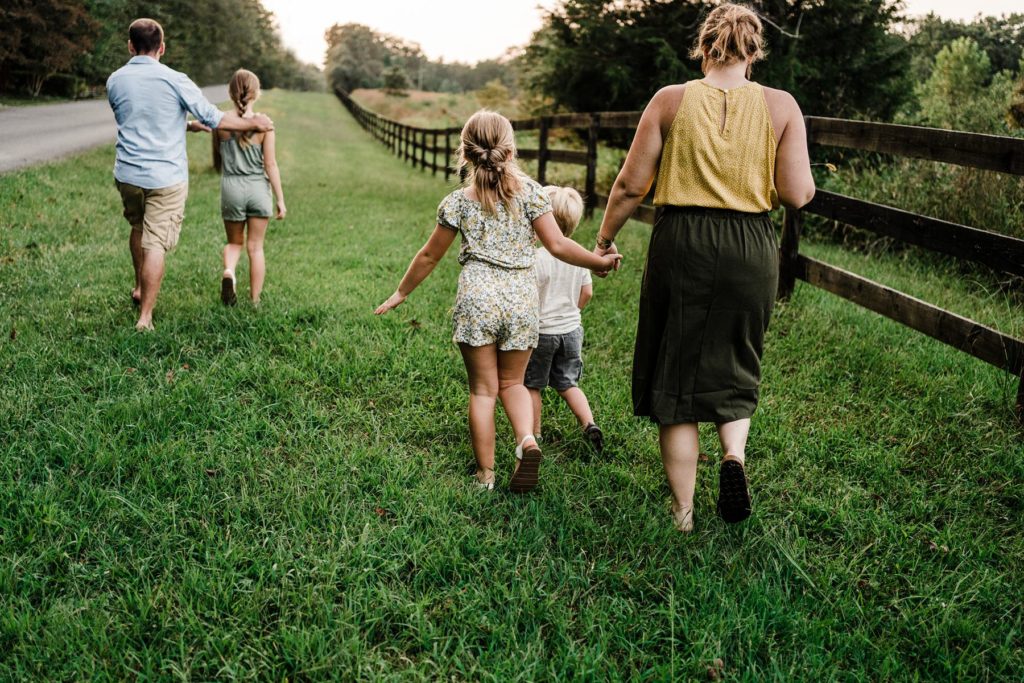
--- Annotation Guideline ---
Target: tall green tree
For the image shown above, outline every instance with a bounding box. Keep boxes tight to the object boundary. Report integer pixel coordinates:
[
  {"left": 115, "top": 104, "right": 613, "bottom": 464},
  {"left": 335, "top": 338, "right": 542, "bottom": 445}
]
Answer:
[
  {"left": 522, "top": 0, "right": 909, "bottom": 119},
  {"left": 0, "top": 0, "right": 98, "bottom": 95},
  {"left": 1, "top": 0, "right": 323, "bottom": 97},
  {"left": 912, "top": 37, "right": 1020, "bottom": 134},
  {"left": 907, "top": 12, "right": 1024, "bottom": 83}
]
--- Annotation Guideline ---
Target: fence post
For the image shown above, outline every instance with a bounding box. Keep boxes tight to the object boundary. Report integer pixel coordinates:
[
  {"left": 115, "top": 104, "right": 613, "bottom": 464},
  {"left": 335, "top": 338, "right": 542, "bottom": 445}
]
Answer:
[
  {"left": 584, "top": 113, "right": 599, "bottom": 219},
  {"left": 420, "top": 130, "right": 428, "bottom": 171},
  {"left": 403, "top": 126, "right": 410, "bottom": 163},
  {"left": 1016, "top": 373, "right": 1023, "bottom": 424},
  {"left": 432, "top": 131, "right": 438, "bottom": 177},
  {"left": 444, "top": 130, "right": 452, "bottom": 183},
  {"left": 538, "top": 117, "right": 550, "bottom": 185},
  {"left": 778, "top": 208, "right": 803, "bottom": 300}
]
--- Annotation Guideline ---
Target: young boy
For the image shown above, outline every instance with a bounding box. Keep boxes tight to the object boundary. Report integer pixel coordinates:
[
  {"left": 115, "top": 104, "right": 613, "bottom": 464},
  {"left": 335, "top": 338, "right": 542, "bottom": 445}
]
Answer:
[{"left": 524, "top": 186, "right": 604, "bottom": 453}]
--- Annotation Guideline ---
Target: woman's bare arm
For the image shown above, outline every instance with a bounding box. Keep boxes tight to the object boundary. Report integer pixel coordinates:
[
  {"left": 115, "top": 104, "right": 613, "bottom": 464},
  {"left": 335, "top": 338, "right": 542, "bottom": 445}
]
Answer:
[
  {"left": 595, "top": 86, "right": 677, "bottom": 246},
  {"left": 772, "top": 93, "right": 815, "bottom": 209}
]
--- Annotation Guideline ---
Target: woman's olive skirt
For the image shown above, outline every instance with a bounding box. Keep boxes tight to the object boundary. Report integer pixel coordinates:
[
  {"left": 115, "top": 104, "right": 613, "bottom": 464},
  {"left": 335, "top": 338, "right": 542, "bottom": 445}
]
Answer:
[{"left": 633, "top": 206, "right": 779, "bottom": 424}]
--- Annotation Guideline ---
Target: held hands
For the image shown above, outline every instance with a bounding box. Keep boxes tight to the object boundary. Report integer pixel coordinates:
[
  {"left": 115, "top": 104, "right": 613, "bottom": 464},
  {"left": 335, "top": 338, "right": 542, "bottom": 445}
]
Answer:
[
  {"left": 592, "top": 243, "right": 622, "bottom": 278},
  {"left": 374, "top": 290, "right": 407, "bottom": 315}
]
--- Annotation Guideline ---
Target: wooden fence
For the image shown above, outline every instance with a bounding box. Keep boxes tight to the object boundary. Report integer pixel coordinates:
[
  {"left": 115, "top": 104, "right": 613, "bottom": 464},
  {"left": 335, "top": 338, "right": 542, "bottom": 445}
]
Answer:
[{"left": 336, "top": 88, "right": 1024, "bottom": 421}]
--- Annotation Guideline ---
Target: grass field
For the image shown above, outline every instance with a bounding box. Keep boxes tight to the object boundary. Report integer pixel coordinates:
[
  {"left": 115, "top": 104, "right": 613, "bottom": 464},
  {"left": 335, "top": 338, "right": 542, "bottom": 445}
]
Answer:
[
  {"left": 351, "top": 89, "right": 517, "bottom": 129},
  {"left": 1, "top": 90, "right": 1022, "bottom": 680}
]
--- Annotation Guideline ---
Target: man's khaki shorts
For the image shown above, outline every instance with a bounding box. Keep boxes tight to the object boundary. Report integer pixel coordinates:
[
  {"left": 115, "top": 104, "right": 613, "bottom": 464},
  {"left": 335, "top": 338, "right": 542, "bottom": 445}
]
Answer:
[{"left": 116, "top": 180, "right": 188, "bottom": 253}]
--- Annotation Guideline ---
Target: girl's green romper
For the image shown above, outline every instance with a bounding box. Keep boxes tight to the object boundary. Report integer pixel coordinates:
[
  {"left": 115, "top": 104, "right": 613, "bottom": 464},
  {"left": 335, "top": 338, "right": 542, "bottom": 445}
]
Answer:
[{"left": 219, "top": 135, "right": 272, "bottom": 221}]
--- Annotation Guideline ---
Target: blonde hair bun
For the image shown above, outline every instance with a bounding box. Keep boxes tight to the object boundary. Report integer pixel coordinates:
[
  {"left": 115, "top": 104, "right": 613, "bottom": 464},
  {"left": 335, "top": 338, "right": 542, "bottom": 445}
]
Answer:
[
  {"left": 690, "top": 3, "right": 765, "bottom": 74},
  {"left": 457, "top": 110, "right": 523, "bottom": 215}
]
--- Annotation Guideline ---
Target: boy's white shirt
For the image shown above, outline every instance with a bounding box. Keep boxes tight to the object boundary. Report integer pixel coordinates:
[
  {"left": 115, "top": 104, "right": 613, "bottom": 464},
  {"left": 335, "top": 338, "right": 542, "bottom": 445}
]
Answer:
[{"left": 534, "top": 247, "right": 592, "bottom": 335}]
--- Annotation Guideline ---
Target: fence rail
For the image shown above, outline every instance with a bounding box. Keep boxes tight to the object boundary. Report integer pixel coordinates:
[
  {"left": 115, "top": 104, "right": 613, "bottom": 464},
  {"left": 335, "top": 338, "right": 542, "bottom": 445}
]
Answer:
[{"left": 336, "top": 89, "right": 1024, "bottom": 420}]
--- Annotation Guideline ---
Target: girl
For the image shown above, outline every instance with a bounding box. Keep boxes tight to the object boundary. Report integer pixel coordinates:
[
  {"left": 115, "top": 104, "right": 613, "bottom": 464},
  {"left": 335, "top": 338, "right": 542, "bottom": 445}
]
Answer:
[
  {"left": 375, "top": 110, "right": 621, "bottom": 492},
  {"left": 213, "top": 69, "right": 286, "bottom": 306}
]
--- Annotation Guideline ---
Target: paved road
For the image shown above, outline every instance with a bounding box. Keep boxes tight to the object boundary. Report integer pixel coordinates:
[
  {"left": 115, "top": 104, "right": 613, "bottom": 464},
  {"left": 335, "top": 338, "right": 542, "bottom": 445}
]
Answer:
[{"left": 0, "top": 85, "right": 229, "bottom": 173}]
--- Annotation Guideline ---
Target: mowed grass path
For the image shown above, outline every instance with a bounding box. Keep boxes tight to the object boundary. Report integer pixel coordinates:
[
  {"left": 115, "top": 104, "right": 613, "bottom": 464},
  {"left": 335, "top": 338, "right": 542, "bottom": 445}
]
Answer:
[{"left": 1, "top": 91, "right": 1022, "bottom": 680}]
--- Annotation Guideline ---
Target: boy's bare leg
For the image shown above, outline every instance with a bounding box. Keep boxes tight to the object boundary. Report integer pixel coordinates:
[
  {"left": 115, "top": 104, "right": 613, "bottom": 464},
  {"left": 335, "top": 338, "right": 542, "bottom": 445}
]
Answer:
[
  {"left": 136, "top": 249, "right": 165, "bottom": 330},
  {"left": 556, "top": 387, "right": 595, "bottom": 427}
]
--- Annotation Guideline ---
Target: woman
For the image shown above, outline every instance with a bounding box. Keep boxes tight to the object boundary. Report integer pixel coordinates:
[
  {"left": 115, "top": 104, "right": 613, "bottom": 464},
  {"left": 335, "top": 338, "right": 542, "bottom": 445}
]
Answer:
[{"left": 594, "top": 3, "right": 815, "bottom": 532}]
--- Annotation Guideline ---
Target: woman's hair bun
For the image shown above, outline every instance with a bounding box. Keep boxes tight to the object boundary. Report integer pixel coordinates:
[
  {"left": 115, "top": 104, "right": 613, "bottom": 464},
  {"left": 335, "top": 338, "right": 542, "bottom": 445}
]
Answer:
[{"left": 690, "top": 3, "right": 765, "bottom": 74}]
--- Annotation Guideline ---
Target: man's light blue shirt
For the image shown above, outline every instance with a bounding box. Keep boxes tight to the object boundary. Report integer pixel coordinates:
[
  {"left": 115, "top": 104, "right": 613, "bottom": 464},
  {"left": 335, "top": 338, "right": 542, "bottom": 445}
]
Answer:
[{"left": 107, "top": 56, "right": 224, "bottom": 189}]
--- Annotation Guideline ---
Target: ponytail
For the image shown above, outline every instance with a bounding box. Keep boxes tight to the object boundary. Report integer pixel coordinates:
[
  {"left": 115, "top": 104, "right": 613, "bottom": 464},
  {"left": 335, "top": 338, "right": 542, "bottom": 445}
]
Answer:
[{"left": 227, "top": 68, "right": 261, "bottom": 149}]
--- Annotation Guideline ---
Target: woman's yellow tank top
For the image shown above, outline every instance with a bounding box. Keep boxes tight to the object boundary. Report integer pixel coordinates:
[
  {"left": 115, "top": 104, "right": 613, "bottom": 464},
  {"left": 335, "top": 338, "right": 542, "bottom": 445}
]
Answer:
[{"left": 653, "top": 81, "right": 778, "bottom": 212}]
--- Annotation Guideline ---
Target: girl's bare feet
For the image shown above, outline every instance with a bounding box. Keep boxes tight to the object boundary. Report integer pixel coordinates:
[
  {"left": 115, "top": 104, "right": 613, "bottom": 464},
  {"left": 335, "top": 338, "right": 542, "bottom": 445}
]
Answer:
[
  {"left": 474, "top": 467, "right": 495, "bottom": 490},
  {"left": 671, "top": 502, "right": 694, "bottom": 533},
  {"left": 509, "top": 435, "right": 542, "bottom": 493},
  {"left": 135, "top": 318, "right": 154, "bottom": 332}
]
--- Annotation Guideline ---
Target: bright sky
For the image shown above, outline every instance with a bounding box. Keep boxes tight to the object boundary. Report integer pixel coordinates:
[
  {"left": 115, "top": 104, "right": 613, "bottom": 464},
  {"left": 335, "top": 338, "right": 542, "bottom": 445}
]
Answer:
[{"left": 262, "top": 0, "right": 1024, "bottom": 67}]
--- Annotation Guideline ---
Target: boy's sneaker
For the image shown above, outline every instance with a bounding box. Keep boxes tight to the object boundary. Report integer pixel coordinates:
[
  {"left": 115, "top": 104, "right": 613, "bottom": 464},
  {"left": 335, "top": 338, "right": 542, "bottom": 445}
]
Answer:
[{"left": 583, "top": 423, "right": 604, "bottom": 454}]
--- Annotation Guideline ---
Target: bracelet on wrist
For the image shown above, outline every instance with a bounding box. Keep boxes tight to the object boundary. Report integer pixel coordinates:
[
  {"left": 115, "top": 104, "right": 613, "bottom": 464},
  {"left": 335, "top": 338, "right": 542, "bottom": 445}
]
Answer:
[{"left": 596, "top": 234, "right": 614, "bottom": 249}]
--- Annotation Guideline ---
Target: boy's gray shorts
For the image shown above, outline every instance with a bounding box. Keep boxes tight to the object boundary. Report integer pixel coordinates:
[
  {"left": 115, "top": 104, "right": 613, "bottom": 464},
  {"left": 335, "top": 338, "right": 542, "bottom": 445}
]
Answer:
[{"left": 525, "top": 326, "right": 584, "bottom": 391}]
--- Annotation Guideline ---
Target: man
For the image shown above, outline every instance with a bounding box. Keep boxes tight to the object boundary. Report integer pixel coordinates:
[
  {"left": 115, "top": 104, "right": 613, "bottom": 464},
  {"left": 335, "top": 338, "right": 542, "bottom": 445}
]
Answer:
[{"left": 107, "top": 18, "right": 273, "bottom": 330}]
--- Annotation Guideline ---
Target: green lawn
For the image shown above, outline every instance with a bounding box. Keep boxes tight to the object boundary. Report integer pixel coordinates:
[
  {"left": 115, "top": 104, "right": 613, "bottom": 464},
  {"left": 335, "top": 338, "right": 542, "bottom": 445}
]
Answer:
[{"left": 1, "top": 90, "right": 1022, "bottom": 680}]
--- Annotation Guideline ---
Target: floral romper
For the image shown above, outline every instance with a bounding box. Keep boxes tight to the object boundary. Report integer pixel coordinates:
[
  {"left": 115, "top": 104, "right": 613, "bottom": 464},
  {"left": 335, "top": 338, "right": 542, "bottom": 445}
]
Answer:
[{"left": 437, "top": 178, "right": 553, "bottom": 350}]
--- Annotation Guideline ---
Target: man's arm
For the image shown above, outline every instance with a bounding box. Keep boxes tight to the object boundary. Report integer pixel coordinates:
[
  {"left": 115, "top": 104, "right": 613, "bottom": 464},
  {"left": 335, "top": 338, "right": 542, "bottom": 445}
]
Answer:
[
  {"left": 175, "top": 73, "right": 272, "bottom": 132},
  {"left": 217, "top": 109, "right": 273, "bottom": 133}
]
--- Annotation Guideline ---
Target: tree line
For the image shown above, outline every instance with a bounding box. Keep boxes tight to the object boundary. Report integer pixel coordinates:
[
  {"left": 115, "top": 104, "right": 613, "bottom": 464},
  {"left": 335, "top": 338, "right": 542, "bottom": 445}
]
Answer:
[
  {"left": 522, "top": 1, "right": 1024, "bottom": 126},
  {"left": 325, "top": 1, "right": 1024, "bottom": 134},
  {"left": 324, "top": 23, "right": 517, "bottom": 96},
  {"left": 0, "top": 0, "right": 323, "bottom": 99}
]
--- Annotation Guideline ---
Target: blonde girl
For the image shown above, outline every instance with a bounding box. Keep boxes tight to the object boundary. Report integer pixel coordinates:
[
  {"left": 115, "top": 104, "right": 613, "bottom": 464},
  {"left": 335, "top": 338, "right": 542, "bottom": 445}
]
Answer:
[
  {"left": 375, "top": 110, "right": 621, "bottom": 492},
  {"left": 213, "top": 69, "right": 286, "bottom": 305}
]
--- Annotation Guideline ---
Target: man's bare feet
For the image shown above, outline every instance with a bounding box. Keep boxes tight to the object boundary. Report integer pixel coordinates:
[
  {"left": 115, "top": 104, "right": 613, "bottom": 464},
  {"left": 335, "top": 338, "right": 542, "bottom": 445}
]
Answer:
[{"left": 135, "top": 318, "right": 154, "bottom": 331}]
